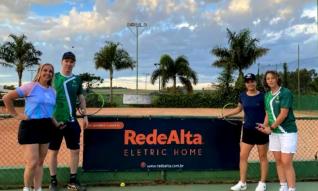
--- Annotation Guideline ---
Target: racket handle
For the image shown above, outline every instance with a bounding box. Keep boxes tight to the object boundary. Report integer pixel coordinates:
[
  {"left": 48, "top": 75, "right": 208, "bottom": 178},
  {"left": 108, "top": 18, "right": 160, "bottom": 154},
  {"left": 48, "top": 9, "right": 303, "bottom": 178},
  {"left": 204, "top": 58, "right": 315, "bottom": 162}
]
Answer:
[{"left": 256, "top": 123, "right": 264, "bottom": 129}]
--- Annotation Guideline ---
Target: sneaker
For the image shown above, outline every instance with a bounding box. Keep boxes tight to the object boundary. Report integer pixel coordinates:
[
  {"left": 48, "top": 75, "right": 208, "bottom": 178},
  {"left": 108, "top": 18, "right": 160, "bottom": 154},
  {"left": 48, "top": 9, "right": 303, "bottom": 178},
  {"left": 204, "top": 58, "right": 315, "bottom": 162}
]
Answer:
[
  {"left": 279, "top": 185, "right": 288, "bottom": 191},
  {"left": 66, "top": 182, "right": 86, "bottom": 191},
  {"left": 22, "top": 187, "right": 31, "bottom": 191},
  {"left": 255, "top": 181, "right": 266, "bottom": 191},
  {"left": 49, "top": 182, "right": 58, "bottom": 191},
  {"left": 231, "top": 181, "right": 247, "bottom": 191}
]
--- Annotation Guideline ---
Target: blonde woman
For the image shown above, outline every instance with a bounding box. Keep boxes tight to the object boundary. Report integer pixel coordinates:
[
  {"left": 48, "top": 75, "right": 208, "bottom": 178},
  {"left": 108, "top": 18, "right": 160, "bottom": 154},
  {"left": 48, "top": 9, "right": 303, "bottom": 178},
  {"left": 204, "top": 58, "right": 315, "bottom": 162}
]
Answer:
[{"left": 3, "top": 63, "right": 56, "bottom": 191}]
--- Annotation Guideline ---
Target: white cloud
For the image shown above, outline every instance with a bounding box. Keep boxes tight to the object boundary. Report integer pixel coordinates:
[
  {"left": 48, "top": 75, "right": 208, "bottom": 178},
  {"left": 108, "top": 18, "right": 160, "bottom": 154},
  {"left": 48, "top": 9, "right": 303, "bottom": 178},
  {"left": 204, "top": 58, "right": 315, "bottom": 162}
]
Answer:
[
  {"left": 229, "top": 0, "right": 251, "bottom": 13},
  {"left": 285, "top": 23, "right": 317, "bottom": 37},
  {"left": 301, "top": 7, "right": 317, "bottom": 21},
  {"left": 269, "top": 17, "right": 282, "bottom": 25},
  {"left": 0, "top": 74, "right": 13, "bottom": 78},
  {"left": 253, "top": 18, "right": 261, "bottom": 25},
  {"left": 176, "top": 22, "right": 197, "bottom": 31}
]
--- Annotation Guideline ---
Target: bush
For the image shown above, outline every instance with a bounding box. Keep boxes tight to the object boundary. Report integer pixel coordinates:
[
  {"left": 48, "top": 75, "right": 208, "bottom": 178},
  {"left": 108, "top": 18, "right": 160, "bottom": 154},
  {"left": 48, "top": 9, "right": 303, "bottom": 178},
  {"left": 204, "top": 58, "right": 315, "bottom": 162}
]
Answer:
[{"left": 152, "top": 90, "right": 238, "bottom": 108}]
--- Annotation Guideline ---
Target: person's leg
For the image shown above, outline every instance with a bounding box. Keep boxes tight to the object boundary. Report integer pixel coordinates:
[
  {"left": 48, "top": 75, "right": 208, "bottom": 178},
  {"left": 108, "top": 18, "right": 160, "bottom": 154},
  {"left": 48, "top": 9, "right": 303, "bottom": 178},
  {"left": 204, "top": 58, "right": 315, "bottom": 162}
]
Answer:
[
  {"left": 23, "top": 144, "right": 39, "bottom": 188},
  {"left": 256, "top": 144, "right": 268, "bottom": 182},
  {"left": 48, "top": 150, "right": 59, "bottom": 176},
  {"left": 281, "top": 153, "right": 296, "bottom": 188},
  {"left": 280, "top": 133, "right": 297, "bottom": 190},
  {"left": 273, "top": 151, "right": 287, "bottom": 183},
  {"left": 239, "top": 142, "right": 254, "bottom": 182},
  {"left": 48, "top": 125, "right": 63, "bottom": 188},
  {"left": 33, "top": 144, "right": 48, "bottom": 190},
  {"left": 64, "top": 121, "right": 81, "bottom": 185},
  {"left": 70, "top": 149, "right": 80, "bottom": 174}
]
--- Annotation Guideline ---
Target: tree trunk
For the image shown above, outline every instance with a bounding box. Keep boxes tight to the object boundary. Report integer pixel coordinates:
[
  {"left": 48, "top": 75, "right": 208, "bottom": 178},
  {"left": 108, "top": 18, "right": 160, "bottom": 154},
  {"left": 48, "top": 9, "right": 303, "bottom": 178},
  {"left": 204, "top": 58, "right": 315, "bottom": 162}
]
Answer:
[
  {"left": 173, "top": 76, "right": 177, "bottom": 93},
  {"left": 109, "top": 70, "right": 113, "bottom": 104},
  {"left": 18, "top": 71, "right": 23, "bottom": 87}
]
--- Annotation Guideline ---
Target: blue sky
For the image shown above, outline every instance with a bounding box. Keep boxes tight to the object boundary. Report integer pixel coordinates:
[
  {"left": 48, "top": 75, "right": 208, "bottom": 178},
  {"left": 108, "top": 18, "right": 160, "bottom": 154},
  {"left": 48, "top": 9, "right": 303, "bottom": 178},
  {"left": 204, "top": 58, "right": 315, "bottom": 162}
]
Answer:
[{"left": 0, "top": 0, "right": 317, "bottom": 90}]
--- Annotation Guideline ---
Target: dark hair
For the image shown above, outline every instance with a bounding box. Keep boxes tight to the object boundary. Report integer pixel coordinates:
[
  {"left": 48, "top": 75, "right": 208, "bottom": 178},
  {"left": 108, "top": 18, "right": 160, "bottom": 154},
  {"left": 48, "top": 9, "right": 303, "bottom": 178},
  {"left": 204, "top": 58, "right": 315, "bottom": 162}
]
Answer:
[
  {"left": 33, "top": 63, "right": 54, "bottom": 86},
  {"left": 263, "top": 70, "right": 281, "bottom": 90}
]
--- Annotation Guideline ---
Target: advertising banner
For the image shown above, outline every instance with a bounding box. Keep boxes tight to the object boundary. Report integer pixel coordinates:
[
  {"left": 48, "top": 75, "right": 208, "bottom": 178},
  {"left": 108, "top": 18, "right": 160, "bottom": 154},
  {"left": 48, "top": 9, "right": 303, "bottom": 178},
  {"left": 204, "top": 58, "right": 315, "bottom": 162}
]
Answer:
[{"left": 83, "top": 116, "right": 242, "bottom": 171}]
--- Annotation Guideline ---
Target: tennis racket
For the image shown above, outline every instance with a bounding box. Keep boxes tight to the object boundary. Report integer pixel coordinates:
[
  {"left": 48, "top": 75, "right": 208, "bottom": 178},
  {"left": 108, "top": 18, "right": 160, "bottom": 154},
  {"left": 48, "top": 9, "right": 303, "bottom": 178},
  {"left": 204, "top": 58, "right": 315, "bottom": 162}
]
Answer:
[
  {"left": 221, "top": 102, "right": 242, "bottom": 126},
  {"left": 77, "top": 91, "right": 105, "bottom": 117}
]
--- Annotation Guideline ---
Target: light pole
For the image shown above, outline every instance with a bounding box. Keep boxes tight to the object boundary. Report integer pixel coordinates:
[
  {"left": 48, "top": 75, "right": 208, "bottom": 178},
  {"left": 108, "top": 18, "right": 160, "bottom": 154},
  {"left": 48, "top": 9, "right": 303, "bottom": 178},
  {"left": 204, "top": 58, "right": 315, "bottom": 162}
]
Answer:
[
  {"left": 127, "top": 22, "right": 147, "bottom": 95},
  {"left": 297, "top": 44, "right": 300, "bottom": 107},
  {"left": 154, "top": 63, "right": 160, "bottom": 91}
]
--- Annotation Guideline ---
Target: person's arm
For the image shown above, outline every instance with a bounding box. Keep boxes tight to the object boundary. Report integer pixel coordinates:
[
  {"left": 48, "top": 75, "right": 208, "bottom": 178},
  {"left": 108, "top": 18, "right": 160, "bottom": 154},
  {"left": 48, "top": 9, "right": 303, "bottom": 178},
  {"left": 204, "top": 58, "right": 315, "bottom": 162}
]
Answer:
[
  {"left": 221, "top": 103, "right": 243, "bottom": 118},
  {"left": 78, "top": 94, "right": 87, "bottom": 115},
  {"left": 78, "top": 94, "right": 88, "bottom": 128},
  {"left": 263, "top": 112, "right": 269, "bottom": 127},
  {"left": 256, "top": 111, "right": 271, "bottom": 134},
  {"left": 270, "top": 108, "right": 288, "bottom": 129},
  {"left": 52, "top": 117, "right": 66, "bottom": 129},
  {"left": 3, "top": 90, "right": 28, "bottom": 120}
]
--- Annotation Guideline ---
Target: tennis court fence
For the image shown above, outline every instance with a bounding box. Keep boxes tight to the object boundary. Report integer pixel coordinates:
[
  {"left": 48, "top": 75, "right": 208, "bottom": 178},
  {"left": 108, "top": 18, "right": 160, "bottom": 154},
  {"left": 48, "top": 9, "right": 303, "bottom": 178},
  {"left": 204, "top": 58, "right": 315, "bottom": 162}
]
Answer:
[{"left": 0, "top": 117, "right": 317, "bottom": 188}]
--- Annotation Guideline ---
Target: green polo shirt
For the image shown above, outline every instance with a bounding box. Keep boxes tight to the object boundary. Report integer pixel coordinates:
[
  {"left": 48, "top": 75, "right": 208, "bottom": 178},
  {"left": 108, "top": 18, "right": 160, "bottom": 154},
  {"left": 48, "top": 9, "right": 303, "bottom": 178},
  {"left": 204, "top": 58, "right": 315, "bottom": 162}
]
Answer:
[
  {"left": 53, "top": 72, "right": 83, "bottom": 122},
  {"left": 265, "top": 87, "right": 297, "bottom": 133}
]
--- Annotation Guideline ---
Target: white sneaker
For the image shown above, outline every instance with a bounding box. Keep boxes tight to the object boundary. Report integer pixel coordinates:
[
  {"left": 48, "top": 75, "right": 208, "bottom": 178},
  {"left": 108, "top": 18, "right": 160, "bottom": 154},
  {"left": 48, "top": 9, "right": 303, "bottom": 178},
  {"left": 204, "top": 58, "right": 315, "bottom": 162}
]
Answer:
[
  {"left": 255, "top": 181, "right": 266, "bottom": 191},
  {"left": 231, "top": 181, "right": 247, "bottom": 191},
  {"left": 279, "top": 185, "right": 288, "bottom": 191},
  {"left": 22, "top": 187, "right": 31, "bottom": 191}
]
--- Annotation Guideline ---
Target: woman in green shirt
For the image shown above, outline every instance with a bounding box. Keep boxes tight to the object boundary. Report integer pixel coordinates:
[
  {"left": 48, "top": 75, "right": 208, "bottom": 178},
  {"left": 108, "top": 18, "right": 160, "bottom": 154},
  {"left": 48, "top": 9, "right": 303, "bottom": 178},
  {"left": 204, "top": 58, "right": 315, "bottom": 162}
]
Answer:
[{"left": 257, "top": 71, "right": 297, "bottom": 191}]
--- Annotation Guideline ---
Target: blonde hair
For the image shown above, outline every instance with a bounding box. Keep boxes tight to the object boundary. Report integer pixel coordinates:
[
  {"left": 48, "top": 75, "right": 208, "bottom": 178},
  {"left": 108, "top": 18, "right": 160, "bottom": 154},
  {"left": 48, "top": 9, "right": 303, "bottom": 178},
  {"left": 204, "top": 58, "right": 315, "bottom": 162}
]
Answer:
[{"left": 33, "top": 63, "right": 54, "bottom": 86}]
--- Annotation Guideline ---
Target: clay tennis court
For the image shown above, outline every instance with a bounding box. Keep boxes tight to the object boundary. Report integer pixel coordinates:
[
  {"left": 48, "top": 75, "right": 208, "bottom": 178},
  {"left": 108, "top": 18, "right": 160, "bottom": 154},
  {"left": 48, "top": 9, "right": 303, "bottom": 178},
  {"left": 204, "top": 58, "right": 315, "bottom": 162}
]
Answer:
[{"left": 0, "top": 108, "right": 317, "bottom": 166}]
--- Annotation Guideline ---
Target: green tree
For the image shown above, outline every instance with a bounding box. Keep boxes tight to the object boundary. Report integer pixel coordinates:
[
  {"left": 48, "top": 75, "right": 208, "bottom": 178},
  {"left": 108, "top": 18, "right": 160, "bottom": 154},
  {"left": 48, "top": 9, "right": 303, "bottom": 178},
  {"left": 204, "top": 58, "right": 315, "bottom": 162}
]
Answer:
[
  {"left": 211, "top": 28, "right": 268, "bottom": 91},
  {"left": 0, "top": 34, "right": 42, "bottom": 86},
  {"left": 78, "top": 73, "right": 104, "bottom": 92},
  {"left": 211, "top": 47, "right": 234, "bottom": 94},
  {"left": 94, "top": 41, "right": 134, "bottom": 103},
  {"left": 280, "top": 69, "right": 317, "bottom": 93},
  {"left": 151, "top": 54, "right": 198, "bottom": 94}
]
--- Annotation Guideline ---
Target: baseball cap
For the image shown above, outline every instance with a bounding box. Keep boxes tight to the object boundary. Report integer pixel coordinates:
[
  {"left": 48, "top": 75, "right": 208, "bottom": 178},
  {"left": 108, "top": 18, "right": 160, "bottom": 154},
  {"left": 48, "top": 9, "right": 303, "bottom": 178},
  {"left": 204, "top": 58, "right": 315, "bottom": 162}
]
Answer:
[
  {"left": 244, "top": 73, "right": 256, "bottom": 82},
  {"left": 62, "top": 51, "right": 76, "bottom": 61}
]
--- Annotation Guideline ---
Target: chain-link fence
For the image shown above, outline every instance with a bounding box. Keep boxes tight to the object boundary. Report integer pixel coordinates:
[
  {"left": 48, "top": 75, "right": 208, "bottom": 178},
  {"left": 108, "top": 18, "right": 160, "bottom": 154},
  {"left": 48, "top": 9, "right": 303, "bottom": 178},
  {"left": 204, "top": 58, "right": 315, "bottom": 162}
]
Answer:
[{"left": 0, "top": 116, "right": 317, "bottom": 188}]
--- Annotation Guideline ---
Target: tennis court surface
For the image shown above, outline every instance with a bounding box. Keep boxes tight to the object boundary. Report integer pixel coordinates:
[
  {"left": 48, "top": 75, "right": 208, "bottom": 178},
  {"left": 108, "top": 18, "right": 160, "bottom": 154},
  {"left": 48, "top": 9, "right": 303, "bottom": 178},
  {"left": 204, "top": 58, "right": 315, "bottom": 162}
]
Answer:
[{"left": 2, "top": 182, "right": 318, "bottom": 191}]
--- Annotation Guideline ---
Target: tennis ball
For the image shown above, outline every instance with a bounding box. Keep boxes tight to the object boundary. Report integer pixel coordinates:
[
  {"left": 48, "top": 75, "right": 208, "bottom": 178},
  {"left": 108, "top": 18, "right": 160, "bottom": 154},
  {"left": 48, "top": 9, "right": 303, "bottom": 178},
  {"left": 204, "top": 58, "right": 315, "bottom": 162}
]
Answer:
[{"left": 120, "top": 182, "right": 125, "bottom": 187}]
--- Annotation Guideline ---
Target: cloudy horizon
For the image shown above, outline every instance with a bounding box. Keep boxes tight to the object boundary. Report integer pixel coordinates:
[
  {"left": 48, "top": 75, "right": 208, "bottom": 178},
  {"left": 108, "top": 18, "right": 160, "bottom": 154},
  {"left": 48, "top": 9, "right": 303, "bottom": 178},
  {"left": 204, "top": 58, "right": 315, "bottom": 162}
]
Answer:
[{"left": 0, "top": 0, "right": 317, "bottom": 90}]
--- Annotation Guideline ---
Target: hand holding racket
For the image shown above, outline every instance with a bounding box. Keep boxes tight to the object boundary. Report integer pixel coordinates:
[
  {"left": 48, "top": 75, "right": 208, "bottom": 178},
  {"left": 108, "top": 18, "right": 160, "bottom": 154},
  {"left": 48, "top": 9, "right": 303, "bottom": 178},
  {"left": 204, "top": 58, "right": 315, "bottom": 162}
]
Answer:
[
  {"left": 76, "top": 91, "right": 105, "bottom": 117},
  {"left": 220, "top": 102, "right": 242, "bottom": 126},
  {"left": 255, "top": 123, "right": 272, "bottom": 135}
]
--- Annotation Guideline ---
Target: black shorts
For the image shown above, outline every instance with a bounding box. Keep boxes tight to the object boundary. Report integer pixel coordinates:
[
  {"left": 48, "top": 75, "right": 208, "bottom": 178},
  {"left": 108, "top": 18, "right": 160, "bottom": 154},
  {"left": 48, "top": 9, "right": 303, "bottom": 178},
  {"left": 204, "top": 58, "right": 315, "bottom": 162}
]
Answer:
[
  {"left": 49, "top": 120, "right": 81, "bottom": 150},
  {"left": 18, "top": 118, "right": 54, "bottom": 144},
  {"left": 242, "top": 127, "right": 269, "bottom": 145}
]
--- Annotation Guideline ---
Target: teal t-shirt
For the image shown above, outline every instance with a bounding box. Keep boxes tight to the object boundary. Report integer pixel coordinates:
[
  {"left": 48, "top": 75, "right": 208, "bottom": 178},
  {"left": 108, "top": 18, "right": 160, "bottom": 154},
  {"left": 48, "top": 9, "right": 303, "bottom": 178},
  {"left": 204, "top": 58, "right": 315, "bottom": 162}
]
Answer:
[
  {"left": 264, "top": 87, "right": 297, "bottom": 133},
  {"left": 53, "top": 72, "right": 83, "bottom": 122}
]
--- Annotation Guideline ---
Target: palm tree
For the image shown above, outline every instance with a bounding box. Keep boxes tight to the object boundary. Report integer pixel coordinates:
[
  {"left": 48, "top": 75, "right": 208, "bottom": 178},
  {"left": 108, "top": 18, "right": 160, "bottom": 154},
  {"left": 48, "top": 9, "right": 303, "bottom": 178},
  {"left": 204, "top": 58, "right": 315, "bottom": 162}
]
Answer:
[
  {"left": 211, "top": 47, "right": 234, "bottom": 93},
  {"left": 151, "top": 54, "right": 198, "bottom": 94},
  {"left": 0, "top": 34, "right": 42, "bottom": 86},
  {"left": 94, "top": 41, "right": 134, "bottom": 103},
  {"left": 211, "top": 28, "right": 268, "bottom": 90}
]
